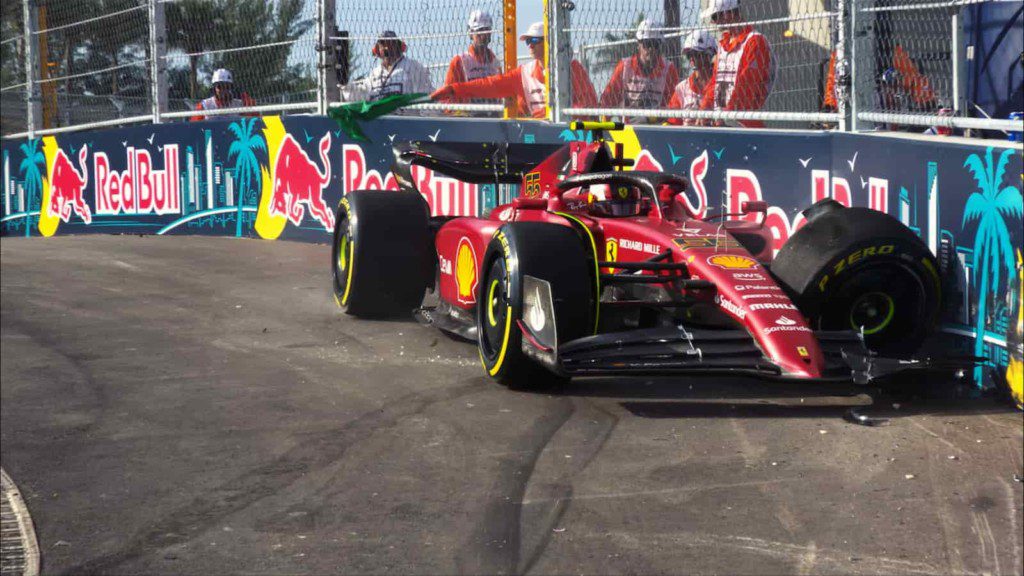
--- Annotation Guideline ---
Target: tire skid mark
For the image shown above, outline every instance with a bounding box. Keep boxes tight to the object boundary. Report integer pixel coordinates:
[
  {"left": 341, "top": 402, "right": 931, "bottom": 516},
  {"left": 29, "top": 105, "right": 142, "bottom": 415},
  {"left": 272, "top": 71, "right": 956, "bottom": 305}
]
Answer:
[
  {"left": 60, "top": 382, "right": 481, "bottom": 576},
  {"left": 730, "top": 418, "right": 801, "bottom": 537},
  {"left": 922, "top": 441, "right": 966, "bottom": 575},
  {"left": 517, "top": 398, "right": 618, "bottom": 575},
  {"left": 3, "top": 316, "right": 107, "bottom": 433},
  {"left": 453, "top": 397, "right": 575, "bottom": 575},
  {"left": 608, "top": 530, "right": 941, "bottom": 575}
]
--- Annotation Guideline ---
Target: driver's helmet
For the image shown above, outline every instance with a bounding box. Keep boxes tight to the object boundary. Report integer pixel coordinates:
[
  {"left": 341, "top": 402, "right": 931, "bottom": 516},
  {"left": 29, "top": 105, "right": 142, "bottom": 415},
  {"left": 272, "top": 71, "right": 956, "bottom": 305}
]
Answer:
[{"left": 587, "top": 183, "right": 644, "bottom": 217}]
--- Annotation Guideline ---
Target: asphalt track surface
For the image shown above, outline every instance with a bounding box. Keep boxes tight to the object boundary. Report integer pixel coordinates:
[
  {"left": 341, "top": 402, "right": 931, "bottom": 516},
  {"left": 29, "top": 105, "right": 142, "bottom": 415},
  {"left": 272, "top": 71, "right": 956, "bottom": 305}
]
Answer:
[{"left": 2, "top": 236, "right": 1023, "bottom": 576}]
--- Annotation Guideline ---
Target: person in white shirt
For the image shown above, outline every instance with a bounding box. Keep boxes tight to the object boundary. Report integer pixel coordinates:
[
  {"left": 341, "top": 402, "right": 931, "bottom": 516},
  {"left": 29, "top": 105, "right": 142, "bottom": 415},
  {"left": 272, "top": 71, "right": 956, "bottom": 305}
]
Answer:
[{"left": 342, "top": 30, "right": 434, "bottom": 103}]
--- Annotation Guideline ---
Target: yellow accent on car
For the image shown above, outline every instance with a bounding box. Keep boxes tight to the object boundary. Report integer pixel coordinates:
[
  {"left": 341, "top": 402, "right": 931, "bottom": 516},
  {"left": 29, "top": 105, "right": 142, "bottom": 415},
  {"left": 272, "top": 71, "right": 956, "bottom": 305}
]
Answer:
[
  {"left": 569, "top": 121, "right": 623, "bottom": 132},
  {"left": 485, "top": 305, "right": 514, "bottom": 376},
  {"left": 487, "top": 279, "right": 501, "bottom": 327},
  {"left": 554, "top": 212, "right": 601, "bottom": 335},
  {"left": 341, "top": 237, "right": 355, "bottom": 305}
]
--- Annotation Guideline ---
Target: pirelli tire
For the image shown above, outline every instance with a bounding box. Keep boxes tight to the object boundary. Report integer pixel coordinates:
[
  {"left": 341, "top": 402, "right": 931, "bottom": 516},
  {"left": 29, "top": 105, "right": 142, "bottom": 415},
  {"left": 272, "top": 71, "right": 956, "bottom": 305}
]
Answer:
[
  {"left": 477, "top": 222, "right": 596, "bottom": 388},
  {"left": 332, "top": 190, "right": 432, "bottom": 318},
  {"left": 771, "top": 199, "right": 941, "bottom": 356}
]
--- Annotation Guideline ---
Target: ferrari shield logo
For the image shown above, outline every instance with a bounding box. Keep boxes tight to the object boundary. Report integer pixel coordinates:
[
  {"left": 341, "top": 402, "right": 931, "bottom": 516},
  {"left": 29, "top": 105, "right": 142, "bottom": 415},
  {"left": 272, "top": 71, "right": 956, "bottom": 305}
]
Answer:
[{"left": 605, "top": 239, "right": 618, "bottom": 274}]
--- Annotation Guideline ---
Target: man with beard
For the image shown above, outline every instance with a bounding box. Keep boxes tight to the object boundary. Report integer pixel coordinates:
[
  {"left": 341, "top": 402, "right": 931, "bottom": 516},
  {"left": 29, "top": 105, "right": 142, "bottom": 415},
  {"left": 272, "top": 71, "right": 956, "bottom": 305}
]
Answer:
[
  {"left": 343, "top": 30, "right": 433, "bottom": 104},
  {"left": 599, "top": 20, "right": 680, "bottom": 124}
]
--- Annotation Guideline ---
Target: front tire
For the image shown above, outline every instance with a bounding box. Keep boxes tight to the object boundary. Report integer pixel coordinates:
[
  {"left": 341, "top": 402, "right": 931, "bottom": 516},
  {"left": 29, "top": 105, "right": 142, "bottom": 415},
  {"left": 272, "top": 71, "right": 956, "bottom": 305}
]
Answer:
[
  {"left": 332, "top": 190, "right": 432, "bottom": 318},
  {"left": 771, "top": 200, "right": 941, "bottom": 355},
  {"left": 477, "top": 222, "right": 596, "bottom": 387}
]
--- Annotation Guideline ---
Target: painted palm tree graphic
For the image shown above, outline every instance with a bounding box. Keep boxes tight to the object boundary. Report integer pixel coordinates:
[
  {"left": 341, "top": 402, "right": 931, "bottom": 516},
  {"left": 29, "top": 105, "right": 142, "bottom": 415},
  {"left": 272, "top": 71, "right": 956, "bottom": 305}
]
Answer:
[
  {"left": 18, "top": 139, "right": 45, "bottom": 233},
  {"left": 961, "top": 147, "right": 1023, "bottom": 383},
  {"left": 227, "top": 118, "right": 267, "bottom": 236}
]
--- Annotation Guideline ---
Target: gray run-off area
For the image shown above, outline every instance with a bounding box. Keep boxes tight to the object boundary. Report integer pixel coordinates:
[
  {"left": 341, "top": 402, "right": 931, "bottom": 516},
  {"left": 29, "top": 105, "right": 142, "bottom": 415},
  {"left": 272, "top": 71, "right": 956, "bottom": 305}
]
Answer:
[{"left": 2, "top": 236, "right": 1022, "bottom": 575}]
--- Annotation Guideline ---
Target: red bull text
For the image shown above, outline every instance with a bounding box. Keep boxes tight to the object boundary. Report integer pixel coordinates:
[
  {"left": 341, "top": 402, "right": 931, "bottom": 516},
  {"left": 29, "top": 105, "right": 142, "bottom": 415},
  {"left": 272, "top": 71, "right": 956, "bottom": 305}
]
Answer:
[{"left": 94, "top": 145, "right": 181, "bottom": 215}]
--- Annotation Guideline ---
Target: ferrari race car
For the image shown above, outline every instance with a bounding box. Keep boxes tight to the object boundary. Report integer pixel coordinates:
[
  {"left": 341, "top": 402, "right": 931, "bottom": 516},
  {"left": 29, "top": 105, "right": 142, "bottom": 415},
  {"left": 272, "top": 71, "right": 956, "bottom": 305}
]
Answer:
[{"left": 331, "top": 122, "right": 944, "bottom": 386}]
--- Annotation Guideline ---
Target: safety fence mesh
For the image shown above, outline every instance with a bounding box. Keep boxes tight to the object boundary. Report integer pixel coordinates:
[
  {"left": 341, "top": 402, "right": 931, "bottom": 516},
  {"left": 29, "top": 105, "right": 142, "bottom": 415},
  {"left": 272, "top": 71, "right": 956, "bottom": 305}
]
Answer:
[
  {"left": 853, "top": 0, "right": 963, "bottom": 130},
  {"left": 162, "top": 0, "right": 319, "bottom": 116},
  {"left": 1, "top": 1, "right": 27, "bottom": 135},
  {"left": 0, "top": 0, "right": 1019, "bottom": 136},
  {"left": 566, "top": 0, "right": 839, "bottom": 126},
  {"left": 330, "top": 0, "right": 508, "bottom": 115},
  {"left": 27, "top": 0, "right": 152, "bottom": 129}
]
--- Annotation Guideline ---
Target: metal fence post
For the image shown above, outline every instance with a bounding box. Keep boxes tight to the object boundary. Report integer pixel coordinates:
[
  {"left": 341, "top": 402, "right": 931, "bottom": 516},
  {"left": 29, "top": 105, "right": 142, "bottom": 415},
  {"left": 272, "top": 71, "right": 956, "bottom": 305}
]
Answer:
[
  {"left": 951, "top": 7, "right": 966, "bottom": 119},
  {"left": 546, "top": 0, "right": 572, "bottom": 123},
  {"left": 849, "top": 0, "right": 861, "bottom": 132},
  {"left": 149, "top": 0, "right": 168, "bottom": 123},
  {"left": 836, "top": 0, "right": 850, "bottom": 132},
  {"left": 317, "top": 0, "right": 336, "bottom": 116},
  {"left": 22, "top": 0, "right": 41, "bottom": 137}
]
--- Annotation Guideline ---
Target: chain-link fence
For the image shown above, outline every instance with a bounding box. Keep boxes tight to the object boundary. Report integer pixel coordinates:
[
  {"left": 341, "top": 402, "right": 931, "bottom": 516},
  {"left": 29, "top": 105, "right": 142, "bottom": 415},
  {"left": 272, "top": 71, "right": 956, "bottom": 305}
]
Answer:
[
  {"left": 564, "top": 0, "right": 840, "bottom": 127},
  {"left": 1, "top": 0, "right": 1020, "bottom": 137},
  {"left": 331, "top": 0, "right": 508, "bottom": 116},
  {"left": 161, "top": 0, "right": 319, "bottom": 118},
  {"left": 33, "top": 0, "right": 153, "bottom": 128},
  {"left": 1, "top": 1, "right": 27, "bottom": 136}
]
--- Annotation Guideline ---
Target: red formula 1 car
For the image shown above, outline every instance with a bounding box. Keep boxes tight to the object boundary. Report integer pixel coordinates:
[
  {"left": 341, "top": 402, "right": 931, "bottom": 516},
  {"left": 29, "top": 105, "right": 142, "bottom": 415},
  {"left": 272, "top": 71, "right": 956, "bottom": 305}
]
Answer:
[{"left": 331, "top": 122, "right": 943, "bottom": 386}]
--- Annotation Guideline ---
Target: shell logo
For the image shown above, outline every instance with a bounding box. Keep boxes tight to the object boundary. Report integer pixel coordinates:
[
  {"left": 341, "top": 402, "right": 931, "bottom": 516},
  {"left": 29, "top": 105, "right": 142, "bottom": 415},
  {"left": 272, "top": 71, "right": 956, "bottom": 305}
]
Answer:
[
  {"left": 455, "top": 237, "right": 478, "bottom": 304},
  {"left": 707, "top": 254, "right": 757, "bottom": 269}
]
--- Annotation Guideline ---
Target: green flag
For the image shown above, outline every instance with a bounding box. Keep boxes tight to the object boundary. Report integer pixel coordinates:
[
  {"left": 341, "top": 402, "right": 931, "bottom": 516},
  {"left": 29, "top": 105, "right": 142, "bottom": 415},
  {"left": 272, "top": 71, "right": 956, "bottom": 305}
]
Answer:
[{"left": 327, "top": 93, "right": 431, "bottom": 142}]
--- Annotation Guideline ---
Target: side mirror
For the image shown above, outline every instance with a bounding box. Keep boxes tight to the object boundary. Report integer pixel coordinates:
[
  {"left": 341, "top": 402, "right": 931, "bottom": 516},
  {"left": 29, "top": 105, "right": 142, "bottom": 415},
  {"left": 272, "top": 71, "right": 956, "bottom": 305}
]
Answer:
[
  {"left": 512, "top": 197, "right": 547, "bottom": 210},
  {"left": 742, "top": 201, "right": 768, "bottom": 214}
]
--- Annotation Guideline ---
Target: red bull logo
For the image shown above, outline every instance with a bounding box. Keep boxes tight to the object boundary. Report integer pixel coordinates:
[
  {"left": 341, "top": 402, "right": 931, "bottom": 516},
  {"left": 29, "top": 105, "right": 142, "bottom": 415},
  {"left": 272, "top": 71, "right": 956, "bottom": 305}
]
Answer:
[
  {"left": 342, "top": 144, "right": 479, "bottom": 217},
  {"left": 48, "top": 146, "right": 92, "bottom": 224},
  {"left": 268, "top": 133, "right": 334, "bottom": 230},
  {"left": 94, "top": 145, "right": 181, "bottom": 215}
]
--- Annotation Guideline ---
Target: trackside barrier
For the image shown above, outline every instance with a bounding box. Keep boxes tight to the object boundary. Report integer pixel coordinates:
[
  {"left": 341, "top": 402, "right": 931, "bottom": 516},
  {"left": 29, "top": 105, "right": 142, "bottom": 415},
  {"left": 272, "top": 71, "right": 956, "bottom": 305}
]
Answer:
[{"left": 1, "top": 117, "right": 1021, "bottom": 389}]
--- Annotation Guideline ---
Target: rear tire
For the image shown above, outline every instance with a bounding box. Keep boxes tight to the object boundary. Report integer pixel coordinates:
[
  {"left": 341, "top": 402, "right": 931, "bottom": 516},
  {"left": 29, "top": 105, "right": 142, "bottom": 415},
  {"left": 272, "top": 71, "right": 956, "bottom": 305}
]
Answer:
[
  {"left": 771, "top": 200, "right": 941, "bottom": 355},
  {"left": 476, "top": 222, "right": 596, "bottom": 388},
  {"left": 332, "top": 190, "right": 432, "bottom": 318}
]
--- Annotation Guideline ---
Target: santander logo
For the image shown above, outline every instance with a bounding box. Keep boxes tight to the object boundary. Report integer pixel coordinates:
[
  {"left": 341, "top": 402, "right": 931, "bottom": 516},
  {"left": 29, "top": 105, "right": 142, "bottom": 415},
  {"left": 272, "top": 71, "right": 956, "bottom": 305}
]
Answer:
[{"left": 775, "top": 316, "right": 797, "bottom": 326}]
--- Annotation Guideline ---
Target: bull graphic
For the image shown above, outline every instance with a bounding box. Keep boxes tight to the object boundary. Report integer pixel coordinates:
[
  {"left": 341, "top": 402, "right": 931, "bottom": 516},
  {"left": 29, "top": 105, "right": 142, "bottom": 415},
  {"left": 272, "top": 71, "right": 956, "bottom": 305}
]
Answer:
[
  {"left": 269, "top": 133, "right": 334, "bottom": 230},
  {"left": 49, "top": 146, "right": 92, "bottom": 224}
]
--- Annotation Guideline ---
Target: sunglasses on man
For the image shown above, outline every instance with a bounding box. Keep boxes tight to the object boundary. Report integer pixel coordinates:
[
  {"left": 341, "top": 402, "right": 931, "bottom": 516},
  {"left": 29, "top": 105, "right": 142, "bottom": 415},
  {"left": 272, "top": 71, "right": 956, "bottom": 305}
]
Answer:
[
  {"left": 639, "top": 39, "right": 661, "bottom": 49},
  {"left": 524, "top": 36, "right": 544, "bottom": 45}
]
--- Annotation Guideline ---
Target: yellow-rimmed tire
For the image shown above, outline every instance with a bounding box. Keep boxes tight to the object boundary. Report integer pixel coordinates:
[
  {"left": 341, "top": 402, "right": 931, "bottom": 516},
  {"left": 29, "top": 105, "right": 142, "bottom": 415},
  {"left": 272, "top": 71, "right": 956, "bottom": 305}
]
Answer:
[
  {"left": 332, "top": 190, "right": 432, "bottom": 318},
  {"left": 477, "top": 222, "right": 595, "bottom": 388},
  {"left": 772, "top": 199, "right": 941, "bottom": 355}
]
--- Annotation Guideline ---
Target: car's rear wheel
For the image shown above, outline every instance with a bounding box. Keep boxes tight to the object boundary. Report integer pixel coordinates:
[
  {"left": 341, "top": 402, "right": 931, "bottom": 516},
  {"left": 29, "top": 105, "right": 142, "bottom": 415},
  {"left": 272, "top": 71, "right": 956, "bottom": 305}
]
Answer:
[
  {"left": 771, "top": 199, "right": 941, "bottom": 355},
  {"left": 477, "top": 222, "right": 596, "bottom": 388},
  {"left": 332, "top": 190, "right": 432, "bottom": 317}
]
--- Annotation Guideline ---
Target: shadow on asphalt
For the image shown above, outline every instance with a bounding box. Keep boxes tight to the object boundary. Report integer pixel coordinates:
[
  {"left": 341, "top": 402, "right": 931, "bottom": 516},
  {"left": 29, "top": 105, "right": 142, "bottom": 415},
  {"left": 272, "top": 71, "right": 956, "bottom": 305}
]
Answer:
[{"left": 546, "top": 375, "right": 1021, "bottom": 421}]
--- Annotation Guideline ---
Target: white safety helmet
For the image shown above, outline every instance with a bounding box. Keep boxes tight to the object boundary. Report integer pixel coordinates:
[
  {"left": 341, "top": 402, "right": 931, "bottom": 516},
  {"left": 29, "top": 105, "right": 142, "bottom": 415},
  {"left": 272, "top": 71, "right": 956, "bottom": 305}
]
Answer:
[
  {"left": 635, "top": 20, "right": 664, "bottom": 41},
  {"left": 701, "top": 0, "right": 740, "bottom": 20},
  {"left": 468, "top": 10, "right": 493, "bottom": 33},
  {"left": 519, "top": 21, "right": 545, "bottom": 40},
  {"left": 682, "top": 30, "right": 717, "bottom": 54},
  {"left": 212, "top": 68, "right": 233, "bottom": 85}
]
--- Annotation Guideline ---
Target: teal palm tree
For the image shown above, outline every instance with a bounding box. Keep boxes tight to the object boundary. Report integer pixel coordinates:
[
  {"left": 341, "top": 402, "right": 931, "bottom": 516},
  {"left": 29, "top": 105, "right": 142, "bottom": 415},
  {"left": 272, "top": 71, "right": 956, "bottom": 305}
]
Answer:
[
  {"left": 558, "top": 128, "right": 593, "bottom": 143},
  {"left": 18, "top": 139, "right": 45, "bottom": 237},
  {"left": 227, "top": 118, "right": 267, "bottom": 237},
  {"left": 961, "top": 147, "right": 1023, "bottom": 384}
]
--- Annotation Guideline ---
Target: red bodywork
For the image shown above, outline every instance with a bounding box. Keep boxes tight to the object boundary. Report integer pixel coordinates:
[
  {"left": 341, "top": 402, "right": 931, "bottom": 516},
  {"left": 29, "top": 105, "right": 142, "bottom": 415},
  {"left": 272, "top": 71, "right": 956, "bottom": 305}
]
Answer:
[{"left": 431, "top": 140, "right": 824, "bottom": 379}]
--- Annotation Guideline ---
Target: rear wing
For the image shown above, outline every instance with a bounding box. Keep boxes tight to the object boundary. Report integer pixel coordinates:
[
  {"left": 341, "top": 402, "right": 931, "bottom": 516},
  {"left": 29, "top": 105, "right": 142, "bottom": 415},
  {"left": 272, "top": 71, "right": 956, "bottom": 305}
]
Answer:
[{"left": 391, "top": 141, "right": 565, "bottom": 187}]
